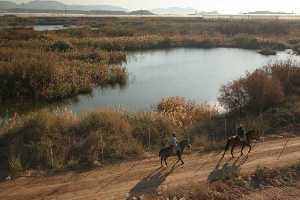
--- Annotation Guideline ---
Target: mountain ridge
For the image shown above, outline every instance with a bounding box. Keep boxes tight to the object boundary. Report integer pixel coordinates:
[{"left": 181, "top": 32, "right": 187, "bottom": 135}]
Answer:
[
  {"left": 0, "top": 0, "right": 127, "bottom": 11},
  {"left": 151, "top": 7, "right": 197, "bottom": 15}
]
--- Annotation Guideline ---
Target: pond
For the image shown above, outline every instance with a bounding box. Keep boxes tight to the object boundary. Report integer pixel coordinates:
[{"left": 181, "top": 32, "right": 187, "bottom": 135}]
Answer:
[
  {"left": 64, "top": 48, "right": 298, "bottom": 112},
  {"left": 32, "top": 25, "right": 81, "bottom": 31}
]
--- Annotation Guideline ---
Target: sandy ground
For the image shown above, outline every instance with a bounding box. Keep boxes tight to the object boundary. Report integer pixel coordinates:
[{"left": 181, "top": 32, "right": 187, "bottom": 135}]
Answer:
[{"left": 1, "top": 137, "right": 300, "bottom": 200}]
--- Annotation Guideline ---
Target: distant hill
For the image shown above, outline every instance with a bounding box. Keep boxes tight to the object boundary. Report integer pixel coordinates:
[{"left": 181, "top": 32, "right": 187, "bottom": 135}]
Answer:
[
  {"left": 2, "top": 9, "right": 129, "bottom": 15},
  {"left": 244, "top": 11, "right": 294, "bottom": 15},
  {"left": 151, "top": 7, "right": 197, "bottom": 15},
  {"left": 19, "top": 0, "right": 65, "bottom": 10},
  {"left": 0, "top": 0, "right": 127, "bottom": 11},
  {"left": 0, "top": 1, "right": 17, "bottom": 9},
  {"left": 67, "top": 5, "right": 127, "bottom": 11},
  {"left": 129, "top": 10, "right": 154, "bottom": 15},
  {"left": 197, "top": 11, "right": 219, "bottom": 15},
  {"left": 0, "top": 1, "right": 156, "bottom": 16}
]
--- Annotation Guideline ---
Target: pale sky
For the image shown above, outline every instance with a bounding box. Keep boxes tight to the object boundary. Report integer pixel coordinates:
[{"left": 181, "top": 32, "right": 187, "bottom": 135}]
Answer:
[{"left": 10, "top": 0, "right": 300, "bottom": 13}]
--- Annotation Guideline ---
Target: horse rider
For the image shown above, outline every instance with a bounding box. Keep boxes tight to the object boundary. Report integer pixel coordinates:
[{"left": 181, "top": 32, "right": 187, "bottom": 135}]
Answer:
[
  {"left": 237, "top": 123, "right": 247, "bottom": 142},
  {"left": 170, "top": 133, "right": 178, "bottom": 153}
]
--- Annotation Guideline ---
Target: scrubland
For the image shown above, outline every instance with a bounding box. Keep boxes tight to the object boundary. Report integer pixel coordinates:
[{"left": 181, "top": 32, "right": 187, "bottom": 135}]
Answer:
[{"left": 1, "top": 16, "right": 300, "bottom": 175}]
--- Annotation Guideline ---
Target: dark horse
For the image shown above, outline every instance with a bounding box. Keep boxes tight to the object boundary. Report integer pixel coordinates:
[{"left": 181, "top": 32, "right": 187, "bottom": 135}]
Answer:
[
  {"left": 221, "top": 130, "right": 259, "bottom": 158},
  {"left": 159, "top": 140, "right": 191, "bottom": 167}
]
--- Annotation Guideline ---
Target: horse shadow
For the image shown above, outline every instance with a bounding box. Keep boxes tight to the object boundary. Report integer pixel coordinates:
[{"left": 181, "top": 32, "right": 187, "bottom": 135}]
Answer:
[
  {"left": 0, "top": 169, "right": 8, "bottom": 181},
  {"left": 0, "top": 163, "right": 9, "bottom": 182},
  {"left": 208, "top": 155, "right": 249, "bottom": 183},
  {"left": 127, "top": 163, "right": 178, "bottom": 200}
]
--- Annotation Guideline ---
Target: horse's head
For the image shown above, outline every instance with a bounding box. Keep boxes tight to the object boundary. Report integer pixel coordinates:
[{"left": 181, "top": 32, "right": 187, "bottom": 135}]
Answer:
[
  {"left": 180, "top": 139, "right": 192, "bottom": 151},
  {"left": 247, "top": 129, "right": 261, "bottom": 141}
]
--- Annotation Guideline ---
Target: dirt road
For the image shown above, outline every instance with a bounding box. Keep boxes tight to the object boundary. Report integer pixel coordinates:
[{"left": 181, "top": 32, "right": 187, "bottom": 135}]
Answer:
[{"left": 1, "top": 137, "right": 300, "bottom": 200}]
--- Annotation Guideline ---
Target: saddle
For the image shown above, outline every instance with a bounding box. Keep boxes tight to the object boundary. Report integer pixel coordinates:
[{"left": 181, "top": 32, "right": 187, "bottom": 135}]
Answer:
[
  {"left": 232, "top": 135, "right": 246, "bottom": 142},
  {"left": 169, "top": 145, "right": 179, "bottom": 154}
]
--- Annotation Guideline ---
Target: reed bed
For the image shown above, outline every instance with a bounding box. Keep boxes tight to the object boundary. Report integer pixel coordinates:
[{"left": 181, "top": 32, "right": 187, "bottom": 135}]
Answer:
[
  {"left": 0, "top": 110, "right": 172, "bottom": 173},
  {"left": 0, "top": 96, "right": 219, "bottom": 174},
  {"left": 0, "top": 47, "right": 128, "bottom": 102}
]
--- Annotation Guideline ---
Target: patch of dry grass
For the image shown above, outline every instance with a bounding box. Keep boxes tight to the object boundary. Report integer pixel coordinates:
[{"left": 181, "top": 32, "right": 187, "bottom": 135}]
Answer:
[
  {"left": 154, "top": 162, "right": 300, "bottom": 200},
  {"left": 0, "top": 47, "right": 128, "bottom": 102}
]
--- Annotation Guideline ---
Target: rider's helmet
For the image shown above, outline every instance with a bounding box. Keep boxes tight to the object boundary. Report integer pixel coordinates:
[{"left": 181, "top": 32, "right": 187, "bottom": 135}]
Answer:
[{"left": 172, "top": 132, "right": 176, "bottom": 137}]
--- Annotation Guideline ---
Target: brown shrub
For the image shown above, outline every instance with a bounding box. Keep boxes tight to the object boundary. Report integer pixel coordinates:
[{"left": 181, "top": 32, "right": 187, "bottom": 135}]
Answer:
[
  {"left": 219, "top": 79, "right": 248, "bottom": 114},
  {"left": 0, "top": 28, "right": 41, "bottom": 40},
  {"left": 244, "top": 69, "right": 284, "bottom": 112},
  {"left": 265, "top": 60, "right": 300, "bottom": 95},
  {"left": 129, "top": 112, "right": 176, "bottom": 149},
  {"left": 0, "top": 47, "right": 128, "bottom": 102},
  {"left": 157, "top": 96, "right": 218, "bottom": 128},
  {"left": 219, "top": 67, "right": 284, "bottom": 114},
  {"left": 0, "top": 110, "right": 144, "bottom": 173}
]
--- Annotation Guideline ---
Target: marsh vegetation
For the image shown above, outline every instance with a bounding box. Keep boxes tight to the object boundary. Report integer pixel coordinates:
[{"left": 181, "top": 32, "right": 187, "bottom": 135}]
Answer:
[
  {"left": 1, "top": 16, "right": 300, "bottom": 175},
  {"left": 1, "top": 16, "right": 300, "bottom": 102}
]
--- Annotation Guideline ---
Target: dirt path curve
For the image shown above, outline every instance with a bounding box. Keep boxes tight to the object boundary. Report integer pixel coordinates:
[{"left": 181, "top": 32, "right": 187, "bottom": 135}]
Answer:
[{"left": 1, "top": 137, "right": 300, "bottom": 200}]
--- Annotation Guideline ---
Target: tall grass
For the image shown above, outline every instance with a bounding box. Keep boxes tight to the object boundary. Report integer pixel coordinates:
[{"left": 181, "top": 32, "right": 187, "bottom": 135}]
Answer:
[
  {"left": 0, "top": 109, "right": 179, "bottom": 173},
  {"left": 157, "top": 96, "right": 218, "bottom": 128},
  {"left": 0, "top": 97, "right": 219, "bottom": 174},
  {"left": 0, "top": 47, "right": 127, "bottom": 102},
  {"left": 1, "top": 17, "right": 298, "bottom": 51}
]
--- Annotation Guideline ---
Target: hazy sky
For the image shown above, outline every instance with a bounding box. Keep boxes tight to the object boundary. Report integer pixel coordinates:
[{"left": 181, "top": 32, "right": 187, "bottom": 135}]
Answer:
[{"left": 11, "top": 0, "right": 300, "bottom": 13}]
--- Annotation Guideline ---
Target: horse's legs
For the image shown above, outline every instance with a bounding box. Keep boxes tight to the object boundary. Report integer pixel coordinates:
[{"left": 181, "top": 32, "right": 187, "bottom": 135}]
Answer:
[
  {"left": 222, "top": 140, "right": 230, "bottom": 158},
  {"left": 231, "top": 144, "right": 236, "bottom": 158},
  {"left": 240, "top": 142, "right": 245, "bottom": 156},
  {"left": 164, "top": 157, "right": 168, "bottom": 166},
  {"left": 221, "top": 149, "right": 227, "bottom": 158},
  {"left": 160, "top": 156, "right": 164, "bottom": 167},
  {"left": 177, "top": 152, "right": 184, "bottom": 165},
  {"left": 247, "top": 143, "right": 252, "bottom": 154}
]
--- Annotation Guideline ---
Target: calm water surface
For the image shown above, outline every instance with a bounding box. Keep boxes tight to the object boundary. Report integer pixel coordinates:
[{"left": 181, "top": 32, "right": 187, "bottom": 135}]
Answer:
[
  {"left": 32, "top": 25, "right": 82, "bottom": 31},
  {"left": 66, "top": 48, "right": 298, "bottom": 112}
]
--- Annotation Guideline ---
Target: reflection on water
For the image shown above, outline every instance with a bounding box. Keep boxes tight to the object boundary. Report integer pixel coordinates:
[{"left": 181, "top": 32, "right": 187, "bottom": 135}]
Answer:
[{"left": 66, "top": 48, "right": 299, "bottom": 112}]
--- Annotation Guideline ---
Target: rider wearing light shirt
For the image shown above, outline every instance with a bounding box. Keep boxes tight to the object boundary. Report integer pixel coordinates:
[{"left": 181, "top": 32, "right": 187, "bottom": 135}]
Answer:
[{"left": 170, "top": 133, "right": 178, "bottom": 153}]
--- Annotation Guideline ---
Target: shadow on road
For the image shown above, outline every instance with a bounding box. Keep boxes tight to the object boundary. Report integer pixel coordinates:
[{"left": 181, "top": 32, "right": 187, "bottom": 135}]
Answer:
[
  {"left": 127, "top": 162, "right": 178, "bottom": 199},
  {"left": 0, "top": 162, "right": 9, "bottom": 182},
  {"left": 208, "top": 155, "right": 249, "bottom": 183}
]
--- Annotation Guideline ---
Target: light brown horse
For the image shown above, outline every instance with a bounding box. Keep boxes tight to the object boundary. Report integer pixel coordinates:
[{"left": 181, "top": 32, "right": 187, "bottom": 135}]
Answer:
[{"left": 221, "top": 130, "right": 259, "bottom": 158}]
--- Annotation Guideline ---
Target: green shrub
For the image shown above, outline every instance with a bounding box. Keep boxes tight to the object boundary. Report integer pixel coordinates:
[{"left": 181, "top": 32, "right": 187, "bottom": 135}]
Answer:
[
  {"left": 49, "top": 40, "right": 73, "bottom": 52},
  {"left": 232, "top": 36, "right": 259, "bottom": 49}
]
